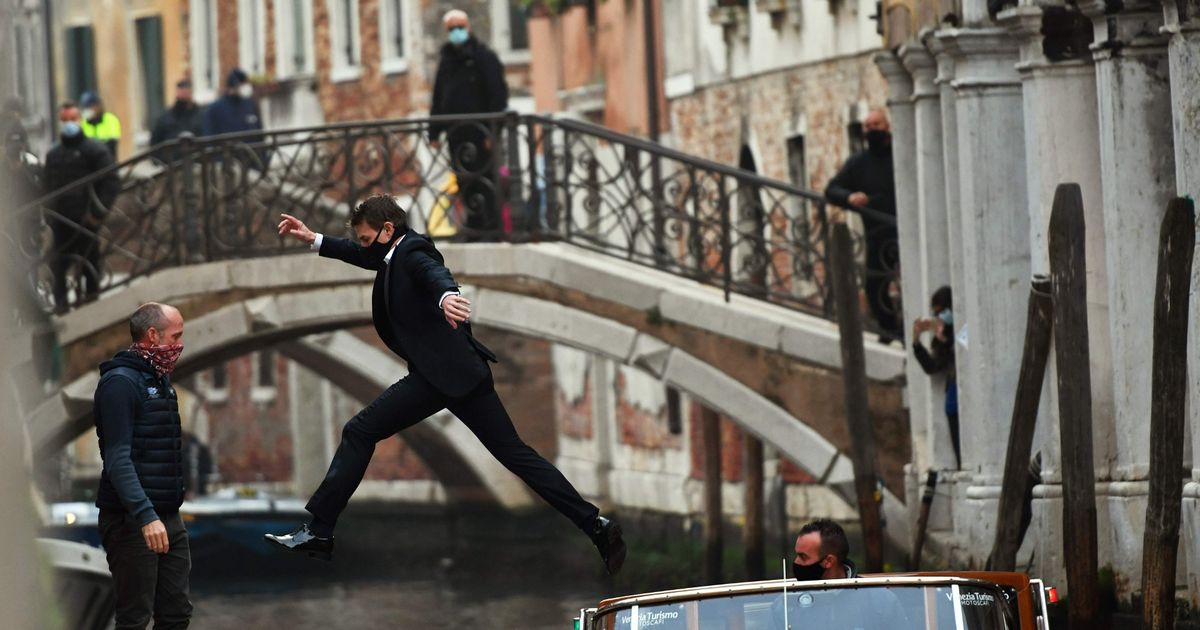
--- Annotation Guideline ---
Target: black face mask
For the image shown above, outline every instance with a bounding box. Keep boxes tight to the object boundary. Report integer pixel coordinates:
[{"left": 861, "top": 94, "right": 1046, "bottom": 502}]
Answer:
[
  {"left": 793, "top": 559, "right": 827, "bottom": 581},
  {"left": 361, "top": 225, "right": 398, "bottom": 270},
  {"left": 866, "top": 130, "right": 891, "bottom": 156}
]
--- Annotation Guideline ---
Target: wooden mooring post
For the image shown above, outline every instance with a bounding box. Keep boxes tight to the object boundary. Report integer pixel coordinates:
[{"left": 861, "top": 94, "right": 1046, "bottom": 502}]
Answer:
[
  {"left": 987, "top": 275, "right": 1053, "bottom": 571},
  {"left": 744, "top": 436, "right": 765, "bottom": 580},
  {"left": 1047, "top": 183, "right": 1101, "bottom": 628},
  {"left": 829, "top": 221, "right": 884, "bottom": 572},
  {"left": 702, "top": 405, "right": 724, "bottom": 584},
  {"left": 1141, "top": 197, "right": 1196, "bottom": 630}
]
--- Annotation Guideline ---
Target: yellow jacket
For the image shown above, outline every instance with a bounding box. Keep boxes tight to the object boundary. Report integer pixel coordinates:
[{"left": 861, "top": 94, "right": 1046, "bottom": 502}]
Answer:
[{"left": 82, "top": 111, "right": 122, "bottom": 154}]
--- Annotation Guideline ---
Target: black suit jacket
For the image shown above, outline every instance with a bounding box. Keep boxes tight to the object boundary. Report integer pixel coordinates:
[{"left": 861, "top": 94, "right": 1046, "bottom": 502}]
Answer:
[{"left": 319, "top": 230, "right": 497, "bottom": 398}]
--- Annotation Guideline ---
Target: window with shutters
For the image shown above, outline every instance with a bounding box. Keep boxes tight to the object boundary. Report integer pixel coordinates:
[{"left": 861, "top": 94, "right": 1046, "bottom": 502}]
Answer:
[
  {"left": 135, "top": 16, "right": 166, "bottom": 131},
  {"left": 64, "top": 25, "right": 97, "bottom": 102},
  {"left": 274, "top": 0, "right": 315, "bottom": 77},
  {"left": 491, "top": 0, "right": 530, "bottom": 63},
  {"left": 189, "top": 0, "right": 220, "bottom": 100},
  {"left": 379, "top": 0, "right": 408, "bottom": 74},
  {"left": 326, "top": 0, "right": 362, "bottom": 82},
  {"left": 238, "top": 0, "right": 267, "bottom": 76},
  {"left": 251, "top": 350, "right": 278, "bottom": 403},
  {"left": 208, "top": 363, "right": 229, "bottom": 403}
]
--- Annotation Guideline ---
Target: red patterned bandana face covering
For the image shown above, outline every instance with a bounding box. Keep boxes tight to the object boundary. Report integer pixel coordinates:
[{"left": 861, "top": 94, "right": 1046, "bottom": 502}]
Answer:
[{"left": 130, "top": 343, "right": 184, "bottom": 378}]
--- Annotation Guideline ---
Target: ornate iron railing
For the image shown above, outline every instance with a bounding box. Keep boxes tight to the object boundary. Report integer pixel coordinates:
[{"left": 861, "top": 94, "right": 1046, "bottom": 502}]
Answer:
[{"left": 5, "top": 113, "right": 899, "bottom": 331}]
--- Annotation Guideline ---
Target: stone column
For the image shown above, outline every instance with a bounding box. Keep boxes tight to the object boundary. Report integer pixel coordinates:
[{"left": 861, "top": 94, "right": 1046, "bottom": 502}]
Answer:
[
  {"left": 926, "top": 33, "right": 964, "bottom": 338},
  {"left": 937, "top": 27, "right": 1030, "bottom": 567},
  {"left": 900, "top": 42, "right": 956, "bottom": 472},
  {"left": 1164, "top": 0, "right": 1200, "bottom": 604},
  {"left": 875, "top": 53, "right": 935, "bottom": 478},
  {"left": 288, "top": 359, "right": 336, "bottom": 497},
  {"left": 1084, "top": 0, "right": 1177, "bottom": 600},
  {"left": 922, "top": 31, "right": 966, "bottom": 542},
  {"left": 1000, "top": 2, "right": 1111, "bottom": 587}
]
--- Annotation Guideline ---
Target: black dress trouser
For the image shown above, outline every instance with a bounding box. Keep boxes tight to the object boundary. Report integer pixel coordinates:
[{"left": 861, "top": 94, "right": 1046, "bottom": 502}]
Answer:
[
  {"left": 98, "top": 510, "right": 192, "bottom": 630},
  {"left": 306, "top": 368, "right": 599, "bottom": 531}
]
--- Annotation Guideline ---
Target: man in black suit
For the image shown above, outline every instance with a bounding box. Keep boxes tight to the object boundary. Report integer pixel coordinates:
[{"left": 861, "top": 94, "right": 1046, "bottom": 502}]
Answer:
[{"left": 265, "top": 195, "right": 626, "bottom": 574}]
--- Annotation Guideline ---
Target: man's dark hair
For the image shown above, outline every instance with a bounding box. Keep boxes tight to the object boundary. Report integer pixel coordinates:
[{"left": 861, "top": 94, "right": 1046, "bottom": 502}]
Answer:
[
  {"left": 129, "top": 303, "right": 168, "bottom": 341},
  {"left": 798, "top": 518, "right": 850, "bottom": 563},
  {"left": 931, "top": 285, "right": 952, "bottom": 312},
  {"left": 349, "top": 194, "right": 409, "bottom": 232},
  {"left": 60, "top": 100, "right": 79, "bottom": 111}
]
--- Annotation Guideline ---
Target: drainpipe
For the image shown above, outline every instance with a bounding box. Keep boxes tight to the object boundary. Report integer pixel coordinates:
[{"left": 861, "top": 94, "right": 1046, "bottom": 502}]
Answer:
[
  {"left": 641, "top": 0, "right": 659, "bottom": 142},
  {"left": 43, "top": 0, "right": 57, "bottom": 148}
]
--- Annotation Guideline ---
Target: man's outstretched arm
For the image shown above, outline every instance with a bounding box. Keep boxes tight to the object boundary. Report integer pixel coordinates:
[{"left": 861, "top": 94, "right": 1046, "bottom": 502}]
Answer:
[{"left": 278, "top": 213, "right": 376, "bottom": 270}]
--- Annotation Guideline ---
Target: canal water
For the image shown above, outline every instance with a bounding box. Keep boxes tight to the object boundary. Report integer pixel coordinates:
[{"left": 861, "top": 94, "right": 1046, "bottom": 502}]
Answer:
[{"left": 187, "top": 505, "right": 626, "bottom": 629}]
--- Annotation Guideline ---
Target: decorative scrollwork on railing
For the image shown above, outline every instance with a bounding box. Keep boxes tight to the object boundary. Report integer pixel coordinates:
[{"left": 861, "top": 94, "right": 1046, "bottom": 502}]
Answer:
[{"left": 5, "top": 113, "right": 898, "bottom": 332}]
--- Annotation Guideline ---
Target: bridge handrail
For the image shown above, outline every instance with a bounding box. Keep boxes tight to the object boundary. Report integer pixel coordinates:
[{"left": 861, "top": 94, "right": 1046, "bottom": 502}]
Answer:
[{"left": 7, "top": 113, "right": 899, "bottom": 329}]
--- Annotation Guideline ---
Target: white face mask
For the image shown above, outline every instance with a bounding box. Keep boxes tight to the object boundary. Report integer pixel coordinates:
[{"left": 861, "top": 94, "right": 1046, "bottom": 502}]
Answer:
[
  {"left": 237, "top": 84, "right": 253, "bottom": 98},
  {"left": 83, "top": 108, "right": 97, "bottom": 120}
]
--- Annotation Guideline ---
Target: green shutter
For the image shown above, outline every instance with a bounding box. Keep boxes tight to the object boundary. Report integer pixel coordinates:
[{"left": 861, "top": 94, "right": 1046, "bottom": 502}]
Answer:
[
  {"left": 136, "top": 17, "right": 166, "bottom": 129},
  {"left": 65, "top": 25, "right": 98, "bottom": 101},
  {"left": 136, "top": 16, "right": 166, "bottom": 129}
]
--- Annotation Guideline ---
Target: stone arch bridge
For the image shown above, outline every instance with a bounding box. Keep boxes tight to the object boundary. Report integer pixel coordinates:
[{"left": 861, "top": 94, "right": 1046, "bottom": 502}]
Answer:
[{"left": 8, "top": 114, "right": 910, "bottom": 549}]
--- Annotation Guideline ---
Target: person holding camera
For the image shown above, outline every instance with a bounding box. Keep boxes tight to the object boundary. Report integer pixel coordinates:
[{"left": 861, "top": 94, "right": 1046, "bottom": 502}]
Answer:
[{"left": 912, "top": 285, "right": 959, "bottom": 469}]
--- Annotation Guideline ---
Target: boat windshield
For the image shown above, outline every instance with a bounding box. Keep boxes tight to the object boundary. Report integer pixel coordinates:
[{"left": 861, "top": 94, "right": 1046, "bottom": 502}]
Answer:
[{"left": 594, "top": 583, "right": 1013, "bottom": 630}]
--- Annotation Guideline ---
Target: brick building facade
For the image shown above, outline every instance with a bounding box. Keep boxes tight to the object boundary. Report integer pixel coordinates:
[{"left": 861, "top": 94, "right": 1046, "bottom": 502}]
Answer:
[{"left": 183, "top": 0, "right": 534, "bottom": 129}]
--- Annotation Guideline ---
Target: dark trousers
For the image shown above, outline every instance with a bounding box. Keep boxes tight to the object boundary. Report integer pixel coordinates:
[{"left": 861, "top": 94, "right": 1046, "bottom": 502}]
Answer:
[
  {"left": 306, "top": 370, "right": 599, "bottom": 531},
  {"left": 946, "top": 413, "right": 961, "bottom": 470},
  {"left": 49, "top": 213, "right": 101, "bottom": 309},
  {"left": 99, "top": 510, "right": 192, "bottom": 630}
]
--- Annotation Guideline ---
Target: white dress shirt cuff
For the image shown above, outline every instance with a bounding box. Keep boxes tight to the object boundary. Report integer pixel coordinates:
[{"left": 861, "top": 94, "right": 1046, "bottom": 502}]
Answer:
[
  {"left": 310, "top": 233, "right": 323, "bottom": 251},
  {"left": 439, "top": 291, "right": 460, "bottom": 309}
]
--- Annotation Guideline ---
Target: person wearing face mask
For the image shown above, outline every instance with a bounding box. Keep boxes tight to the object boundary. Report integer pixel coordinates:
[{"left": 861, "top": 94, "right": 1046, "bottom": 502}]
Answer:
[
  {"left": 43, "top": 100, "right": 121, "bottom": 311},
  {"left": 429, "top": 9, "right": 509, "bottom": 240},
  {"left": 150, "top": 78, "right": 206, "bottom": 161},
  {"left": 79, "top": 92, "right": 123, "bottom": 158},
  {"left": 773, "top": 519, "right": 908, "bottom": 630},
  {"left": 202, "top": 68, "right": 264, "bottom": 139},
  {"left": 94, "top": 302, "right": 193, "bottom": 629},
  {"left": 911, "top": 285, "right": 960, "bottom": 469},
  {"left": 268, "top": 196, "right": 628, "bottom": 575},
  {"left": 825, "top": 108, "right": 901, "bottom": 343}
]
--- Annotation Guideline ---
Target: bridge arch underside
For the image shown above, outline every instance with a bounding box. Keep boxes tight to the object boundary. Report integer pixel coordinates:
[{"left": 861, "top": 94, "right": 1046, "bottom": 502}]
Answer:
[{"left": 36, "top": 250, "right": 911, "bottom": 548}]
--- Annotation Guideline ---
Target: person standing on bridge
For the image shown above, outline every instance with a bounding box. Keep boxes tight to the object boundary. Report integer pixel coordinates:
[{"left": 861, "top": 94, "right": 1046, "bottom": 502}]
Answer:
[
  {"left": 824, "top": 109, "right": 901, "bottom": 342},
  {"left": 44, "top": 100, "right": 121, "bottom": 311},
  {"left": 268, "top": 197, "right": 627, "bottom": 574},
  {"left": 429, "top": 9, "right": 509, "bottom": 240},
  {"left": 94, "top": 302, "right": 192, "bottom": 629}
]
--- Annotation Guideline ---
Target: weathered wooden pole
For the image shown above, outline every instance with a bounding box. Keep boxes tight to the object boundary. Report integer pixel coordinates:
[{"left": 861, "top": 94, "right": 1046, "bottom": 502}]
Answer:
[
  {"left": 1047, "top": 183, "right": 1101, "bottom": 627},
  {"left": 987, "top": 275, "right": 1054, "bottom": 571},
  {"left": 702, "top": 405, "right": 724, "bottom": 584},
  {"left": 829, "top": 221, "right": 885, "bottom": 572},
  {"left": 744, "top": 435, "right": 765, "bottom": 580},
  {"left": 1141, "top": 197, "right": 1196, "bottom": 630},
  {"left": 911, "top": 470, "right": 938, "bottom": 570}
]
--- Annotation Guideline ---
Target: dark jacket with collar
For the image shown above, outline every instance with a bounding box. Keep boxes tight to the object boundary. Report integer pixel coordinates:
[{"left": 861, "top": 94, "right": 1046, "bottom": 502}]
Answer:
[
  {"left": 429, "top": 35, "right": 508, "bottom": 146},
  {"left": 824, "top": 147, "right": 897, "bottom": 268},
  {"left": 319, "top": 230, "right": 497, "bottom": 398},
  {"left": 151, "top": 100, "right": 206, "bottom": 159},
  {"left": 93, "top": 351, "right": 185, "bottom": 525},
  {"left": 43, "top": 134, "right": 120, "bottom": 222},
  {"left": 202, "top": 93, "right": 263, "bottom": 137}
]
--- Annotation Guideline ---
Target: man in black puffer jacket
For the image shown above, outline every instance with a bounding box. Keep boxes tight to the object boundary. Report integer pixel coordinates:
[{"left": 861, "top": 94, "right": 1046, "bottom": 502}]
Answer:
[
  {"left": 429, "top": 9, "right": 509, "bottom": 239},
  {"left": 94, "top": 302, "right": 192, "bottom": 629},
  {"left": 43, "top": 100, "right": 120, "bottom": 311}
]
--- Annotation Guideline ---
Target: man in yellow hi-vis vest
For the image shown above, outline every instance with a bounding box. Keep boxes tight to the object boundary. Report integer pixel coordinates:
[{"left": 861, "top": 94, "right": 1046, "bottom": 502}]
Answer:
[{"left": 80, "top": 92, "right": 122, "bottom": 158}]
